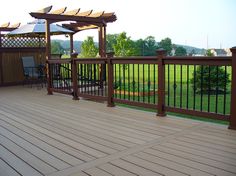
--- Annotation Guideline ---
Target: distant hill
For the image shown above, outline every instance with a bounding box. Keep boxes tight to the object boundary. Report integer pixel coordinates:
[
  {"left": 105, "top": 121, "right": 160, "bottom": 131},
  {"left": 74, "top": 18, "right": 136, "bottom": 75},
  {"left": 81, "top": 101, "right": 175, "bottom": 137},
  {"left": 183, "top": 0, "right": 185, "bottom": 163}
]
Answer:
[{"left": 176, "top": 44, "right": 206, "bottom": 55}]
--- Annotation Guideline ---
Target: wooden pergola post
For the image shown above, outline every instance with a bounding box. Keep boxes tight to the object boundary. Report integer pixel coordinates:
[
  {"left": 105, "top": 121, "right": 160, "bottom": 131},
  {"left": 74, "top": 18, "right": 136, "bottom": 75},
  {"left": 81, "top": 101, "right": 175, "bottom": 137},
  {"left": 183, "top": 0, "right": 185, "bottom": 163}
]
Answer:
[
  {"left": 98, "top": 24, "right": 106, "bottom": 86},
  {"left": 69, "top": 33, "right": 74, "bottom": 56},
  {"left": 45, "top": 20, "right": 53, "bottom": 95},
  {"left": 229, "top": 47, "right": 236, "bottom": 130},
  {"left": 98, "top": 24, "right": 106, "bottom": 57}
]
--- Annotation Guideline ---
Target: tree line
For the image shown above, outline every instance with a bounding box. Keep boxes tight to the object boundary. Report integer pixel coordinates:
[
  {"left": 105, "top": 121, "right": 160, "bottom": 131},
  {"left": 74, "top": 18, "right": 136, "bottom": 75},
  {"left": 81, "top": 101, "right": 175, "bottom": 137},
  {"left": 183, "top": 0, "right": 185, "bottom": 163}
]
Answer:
[{"left": 79, "top": 32, "right": 187, "bottom": 57}]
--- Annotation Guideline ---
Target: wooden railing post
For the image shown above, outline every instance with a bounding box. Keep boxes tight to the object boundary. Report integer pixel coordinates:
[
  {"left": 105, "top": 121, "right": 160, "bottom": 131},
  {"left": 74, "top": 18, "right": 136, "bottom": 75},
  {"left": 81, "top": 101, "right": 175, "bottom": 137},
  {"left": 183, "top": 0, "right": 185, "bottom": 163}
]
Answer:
[
  {"left": 47, "top": 60, "right": 53, "bottom": 95},
  {"left": 156, "top": 49, "right": 167, "bottom": 117},
  {"left": 229, "top": 47, "right": 236, "bottom": 130},
  {"left": 71, "top": 52, "right": 79, "bottom": 100},
  {"left": 107, "top": 52, "right": 115, "bottom": 107}
]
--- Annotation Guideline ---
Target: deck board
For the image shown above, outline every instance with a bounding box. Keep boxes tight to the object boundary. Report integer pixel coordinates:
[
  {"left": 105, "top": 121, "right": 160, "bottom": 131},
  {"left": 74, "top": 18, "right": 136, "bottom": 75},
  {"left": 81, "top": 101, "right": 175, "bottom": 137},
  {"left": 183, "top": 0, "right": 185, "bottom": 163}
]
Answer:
[{"left": 0, "top": 86, "right": 236, "bottom": 176}]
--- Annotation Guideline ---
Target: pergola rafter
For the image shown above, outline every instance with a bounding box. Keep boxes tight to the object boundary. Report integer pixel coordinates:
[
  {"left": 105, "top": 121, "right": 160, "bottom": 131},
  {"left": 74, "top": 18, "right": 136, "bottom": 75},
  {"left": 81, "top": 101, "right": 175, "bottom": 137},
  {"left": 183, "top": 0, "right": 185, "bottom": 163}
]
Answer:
[
  {"left": 0, "top": 22, "right": 21, "bottom": 32},
  {"left": 30, "top": 6, "right": 117, "bottom": 24}
]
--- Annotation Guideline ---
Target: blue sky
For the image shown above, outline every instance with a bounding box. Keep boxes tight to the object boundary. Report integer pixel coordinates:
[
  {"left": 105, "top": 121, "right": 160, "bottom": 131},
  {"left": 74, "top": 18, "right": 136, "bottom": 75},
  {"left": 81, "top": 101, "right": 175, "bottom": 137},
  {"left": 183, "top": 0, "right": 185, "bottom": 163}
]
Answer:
[{"left": 0, "top": 0, "right": 235, "bottom": 48}]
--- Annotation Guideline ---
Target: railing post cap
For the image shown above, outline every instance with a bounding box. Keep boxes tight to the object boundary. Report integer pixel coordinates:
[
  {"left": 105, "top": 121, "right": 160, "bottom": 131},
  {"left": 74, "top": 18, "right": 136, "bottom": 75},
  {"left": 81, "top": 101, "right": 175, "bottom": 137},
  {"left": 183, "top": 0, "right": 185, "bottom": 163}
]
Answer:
[
  {"left": 230, "top": 46, "right": 236, "bottom": 52},
  {"left": 71, "top": 52, "right": 78, "bottom": 58},
  {"left": 156, "top": 48, "right": 167, "bottom": 55},
  {"left": 106, "top": 51, "right": 115, "bottom": 57}
]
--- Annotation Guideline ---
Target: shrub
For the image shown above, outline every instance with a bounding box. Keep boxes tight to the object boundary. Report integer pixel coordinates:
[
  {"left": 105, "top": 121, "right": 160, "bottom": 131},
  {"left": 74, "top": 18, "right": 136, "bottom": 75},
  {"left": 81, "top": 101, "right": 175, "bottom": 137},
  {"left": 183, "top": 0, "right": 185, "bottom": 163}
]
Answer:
[{"left": 191, "top": 66, "right": 230, "bottom": 94}]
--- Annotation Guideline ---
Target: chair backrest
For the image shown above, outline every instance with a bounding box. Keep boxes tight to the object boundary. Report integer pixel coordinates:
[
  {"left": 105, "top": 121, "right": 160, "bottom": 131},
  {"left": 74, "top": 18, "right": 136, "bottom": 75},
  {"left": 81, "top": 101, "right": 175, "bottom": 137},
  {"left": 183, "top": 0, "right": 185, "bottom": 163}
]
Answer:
[
  {"left": 22, "top": 56, "right": 35, "bottom": 68},
  {"left": 21, "top": 56, "right": 37, "bottom": 77}
]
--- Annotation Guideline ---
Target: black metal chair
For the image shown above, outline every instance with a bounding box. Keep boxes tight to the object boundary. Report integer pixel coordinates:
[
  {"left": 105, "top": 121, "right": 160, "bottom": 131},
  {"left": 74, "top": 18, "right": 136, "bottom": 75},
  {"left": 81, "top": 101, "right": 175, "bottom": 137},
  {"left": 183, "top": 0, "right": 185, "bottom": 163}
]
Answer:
[{"left": 21, "top": 56, "right": 46, "bottom": 87}]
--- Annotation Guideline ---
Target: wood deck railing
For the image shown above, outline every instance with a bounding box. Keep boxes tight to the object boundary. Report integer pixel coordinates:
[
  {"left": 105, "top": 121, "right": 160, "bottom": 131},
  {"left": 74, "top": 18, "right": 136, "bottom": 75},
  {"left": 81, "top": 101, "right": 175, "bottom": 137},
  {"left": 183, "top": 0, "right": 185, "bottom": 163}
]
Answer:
[{"left": 47, "top": 47, "right": 236, "bottom": 130}]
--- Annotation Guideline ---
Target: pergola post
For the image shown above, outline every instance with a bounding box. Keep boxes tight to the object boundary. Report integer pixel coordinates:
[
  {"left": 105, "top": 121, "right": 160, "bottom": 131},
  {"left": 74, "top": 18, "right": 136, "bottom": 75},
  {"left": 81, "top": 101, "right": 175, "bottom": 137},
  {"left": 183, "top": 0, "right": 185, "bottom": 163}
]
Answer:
[
  {"left": 45, "top": 20, "right": 53, "bottom": 95},
  {"left": 229, "top": 47, "right": 236, "bottom": 130},
  {"left": 98, "top": 24, "right": 106, "bottom": 57},
  {"left": 69, "top": 33, "right": 74, "bottom": 56},
  {"left": 98, "top": 24, "right": 106, "bottom": 87}
]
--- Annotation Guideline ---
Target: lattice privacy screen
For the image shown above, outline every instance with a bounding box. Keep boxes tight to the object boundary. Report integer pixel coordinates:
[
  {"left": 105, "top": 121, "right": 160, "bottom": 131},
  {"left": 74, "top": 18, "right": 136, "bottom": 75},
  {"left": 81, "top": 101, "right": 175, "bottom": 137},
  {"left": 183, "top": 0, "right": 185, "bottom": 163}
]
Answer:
[{"left": 1, "top": 36, "right": 46, "bottom": 48}]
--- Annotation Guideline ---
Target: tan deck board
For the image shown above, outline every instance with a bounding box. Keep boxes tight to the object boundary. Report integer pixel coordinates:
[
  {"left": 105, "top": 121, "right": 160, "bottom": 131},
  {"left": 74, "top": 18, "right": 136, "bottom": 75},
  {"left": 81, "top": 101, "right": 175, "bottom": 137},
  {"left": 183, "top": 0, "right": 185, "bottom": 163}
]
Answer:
[
  {"left": 0, "top": 133, "right": 57, "bottom": 175},
  {"left": 1, "top": 87, "right": 236, "bottom": 176},
  {"left": 110, "top": 159, "right": 162, "bottom": 176},
  {"left": 0, "top": 109, "right": 108, "bottom": 159},
  {"left": 121, "top": 155, "right": 188, "bottom": 176},
  {"left": 98, "top": 163, "right": 137, "bottom": 176},
  {"left": 169, "top": 140, "right": 236, "bottom": 160},
  {"left": 0, "top": 159, "right": 21, "bottom": 176},
  {"left": 0, "top": 124, "right": 70, "bottom": 170},
  {"left": 0, "top": 145, "right": 42, "bottom": 176},
  {"left": 160, "top": 142, "right": 236, "bottom": 166},
  {"left": 133, "top": 152, "right": 213, "bottom": 176},
  {"left": 0, "top": 119, "right": 84, "bottom": 166},
  {"left": 83, "top": 167, "right": 113, "bottom": 176},
  {"left": 0, "top": 114, "right": 95, "bottom": 162},
  {"left": 151, "top": 145, "right": 236, "bottom": 173},
  {"left": 145, "top": 148, "right": 236, "bottom": 176}
]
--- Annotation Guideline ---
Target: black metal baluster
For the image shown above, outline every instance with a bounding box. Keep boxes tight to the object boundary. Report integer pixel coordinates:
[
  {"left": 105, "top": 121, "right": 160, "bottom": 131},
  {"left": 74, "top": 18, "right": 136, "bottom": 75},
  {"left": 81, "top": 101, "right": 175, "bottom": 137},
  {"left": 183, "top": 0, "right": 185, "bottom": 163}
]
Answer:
[
  {"left": 174, "top": 65, "right": 176, "bottom": 107},
  {"left": 103, "top": 64, "right": 108, "bottom": 96},
  {"left": 143, "top": 64, "right": 145, "bottom": 102},
  {"left": 148, "top": 64, "right": 150, "bottom": 103},
  {"left": 123, "top": 64, "right": 126, "bottom": 100},
  {"left": 223, "top": 66, "right": 227, "bottom": 114},
  {"left": 132, "top": 64, "right": 135, "bottom": 101},
  {"left": 200, "top": 65, "right": 203, "bottom": 111},
  {"left": 208, "top": 65, "right": 211, "bottom": 112},
  {"left": 187, "top": 65, "right": 189, "bottom": 109},
  {"left": 168, "top": 64, "right": 170, "bottom": 106},
  {"left": 193, "top": 65, "right": 196, "bottom": 110},
  {"left": 119, "top": 64, "right": 121, "bottom": 99},
  {"left": 114, "top": 63, "right": 117, "bottom": 98},
  {"left": 153, "top": 64, "right": 156, "bottom": 104},
  {"left": 85, "top": 64, "right": 87, "bottom": 93},
  {"left": 138, "top": 64, "right": 140, "bottom": 102},
  {"left": 180, "top": 65, "right": 183, "bottom": 108},
  {"left": 88, "top": 64, "right": 90, "bottom": 94},
  {"left": 215, "top": 66, "right": 219, "bottom": 113},
  {"left": 80, "top": 64, "right": 83, "bottom": 93},
  {"left": 128, "top": 64, "right": 130, "bottom": 100}
]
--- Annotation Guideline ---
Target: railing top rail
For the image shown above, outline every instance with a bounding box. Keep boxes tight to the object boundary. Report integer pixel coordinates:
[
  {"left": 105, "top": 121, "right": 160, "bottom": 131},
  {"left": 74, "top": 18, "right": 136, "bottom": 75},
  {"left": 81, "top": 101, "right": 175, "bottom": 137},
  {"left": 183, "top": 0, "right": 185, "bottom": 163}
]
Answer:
[
  {"left": 47, "top": 59, "right": 71, "bottom": 64},
  {"left": 164, "top": 56, "right": 231, "bottom": 60},
  {"left": 164, "top": 56, "right": 231, "bottom": 66}
]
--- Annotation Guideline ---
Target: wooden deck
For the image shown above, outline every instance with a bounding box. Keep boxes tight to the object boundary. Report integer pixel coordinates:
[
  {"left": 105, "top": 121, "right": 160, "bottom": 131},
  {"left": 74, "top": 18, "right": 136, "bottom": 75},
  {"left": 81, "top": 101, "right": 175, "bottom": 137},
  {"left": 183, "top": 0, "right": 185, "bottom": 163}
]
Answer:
[{"left": 1, "top": 86, "right": 236, "bottom": 176}]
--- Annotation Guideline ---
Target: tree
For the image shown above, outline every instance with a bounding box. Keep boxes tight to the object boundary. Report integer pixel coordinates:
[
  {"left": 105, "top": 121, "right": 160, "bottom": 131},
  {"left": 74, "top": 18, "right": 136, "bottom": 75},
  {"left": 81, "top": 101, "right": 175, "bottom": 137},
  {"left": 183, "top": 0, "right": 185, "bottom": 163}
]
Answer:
[
  {"left": 113, "top": 32, "right": 135, "bottom": 56},
  {"left": 51, "top": 41, "right": 64, "bottom": 54},
  {"left": 80, "top": 36, "right": 98, "bottom": 57},
  {"left": 158, "top": 37, "right": 172, "bottom": 55},
  {"left": 133, "top": 39, "right": 145, "bottom": 56},
  {"left": 143, "top": 36, "right": 157, "bottom": 56},
  {"left": 175, "top": 46, "right": 187, "bottom": 56},
  {"left": 106, "top": 34, "right": 118, "bottom": 52},
  {"left": 191, "top": 49, "right": 230, "bottom": 94}
]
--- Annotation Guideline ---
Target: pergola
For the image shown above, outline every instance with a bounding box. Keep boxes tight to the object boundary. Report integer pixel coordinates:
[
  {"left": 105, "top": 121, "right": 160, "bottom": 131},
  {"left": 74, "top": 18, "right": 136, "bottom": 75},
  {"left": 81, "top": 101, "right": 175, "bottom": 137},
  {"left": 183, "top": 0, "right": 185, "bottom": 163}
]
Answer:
[{"left": 30, "top": 6, "right": 117, "bottom": 59}]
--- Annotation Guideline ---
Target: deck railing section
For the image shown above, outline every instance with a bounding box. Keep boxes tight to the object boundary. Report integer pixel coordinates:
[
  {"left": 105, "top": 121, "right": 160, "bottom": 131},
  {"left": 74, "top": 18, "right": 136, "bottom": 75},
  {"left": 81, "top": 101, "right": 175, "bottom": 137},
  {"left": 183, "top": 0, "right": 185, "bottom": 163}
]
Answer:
[
  {"left": 47, "top": 47, "right": 236, "bottom": 129},
  {"left": 74, "top": 58, "right": 108, "bottom": 101},
  {"left": 48, "top": 59, "right": 72, "bottom": 95},
  {"left": 164, "top": 56, "right": 231, "bottom": 121}
]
